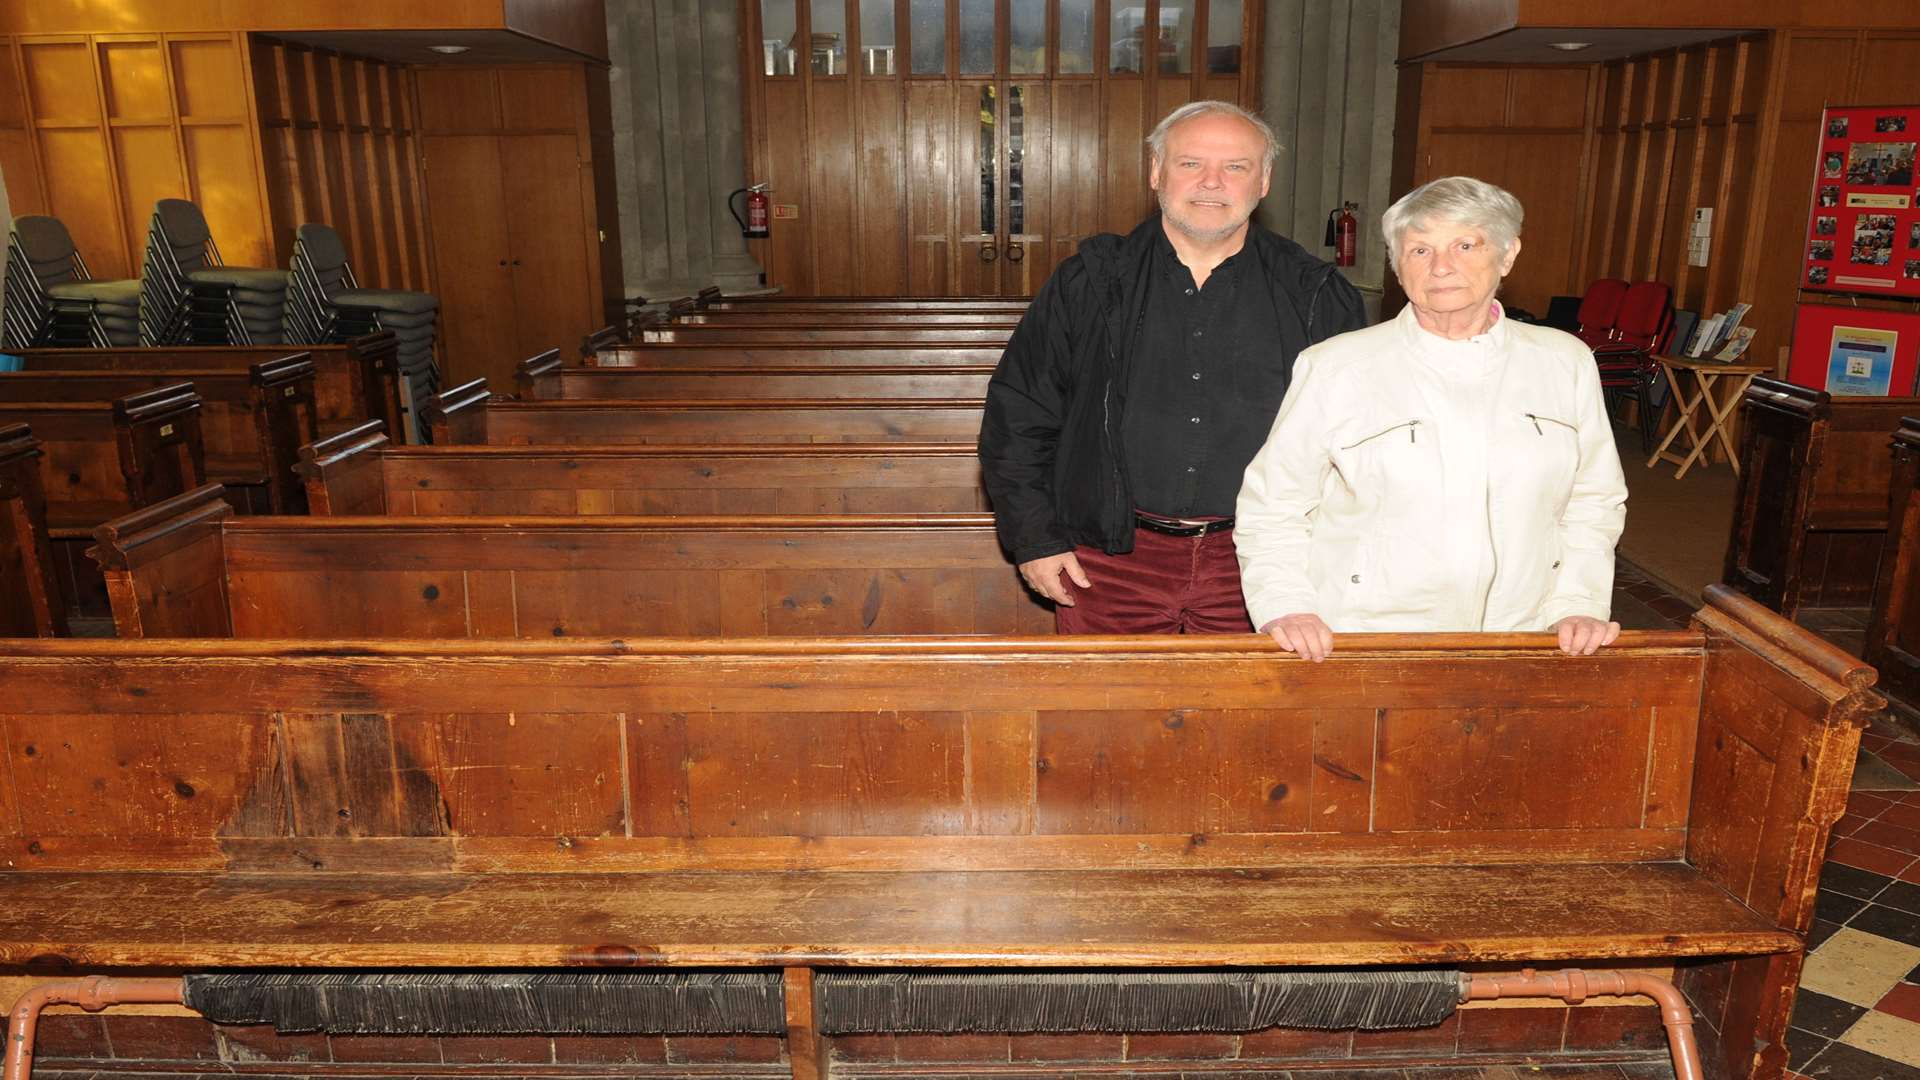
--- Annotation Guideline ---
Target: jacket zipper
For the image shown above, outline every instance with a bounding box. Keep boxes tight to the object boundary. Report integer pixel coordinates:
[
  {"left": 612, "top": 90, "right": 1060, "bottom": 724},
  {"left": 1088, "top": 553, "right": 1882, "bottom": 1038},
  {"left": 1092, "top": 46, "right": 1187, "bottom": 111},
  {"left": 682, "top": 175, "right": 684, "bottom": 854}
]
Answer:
[
  {"left": 1340, "top": 419, "right": 1421, "bottom": 449},
  {"left": 1524, "top": 413, "right": 1577, "bottom": 435}
]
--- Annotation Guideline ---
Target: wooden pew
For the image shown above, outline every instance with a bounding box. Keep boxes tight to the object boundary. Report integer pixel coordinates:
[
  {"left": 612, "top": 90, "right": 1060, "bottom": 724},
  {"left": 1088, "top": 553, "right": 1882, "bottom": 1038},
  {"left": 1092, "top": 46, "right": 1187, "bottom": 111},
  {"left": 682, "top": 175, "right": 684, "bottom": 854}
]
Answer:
[
  {"left": 427, "top": 379, "right": 984, "bottom": 446},
  {"left": 92, "top": 484, "right": 1045, "bottom": 639},
  {"left": 702, "top": 295, "right": 1030, "bottom": 313},
  {"left": 13, "top": 332, "right": 405, "bottom": 443},
  {"left": 1866, "top": 417, "right": 1920, "bottom": 705},
  {"left": 593, "top": 341, "right": 1006, "bottom": 367},
  {"left": 0, "top": 357, "right": 318, "bottom": 514},
  {"left": 0, "top": 385, "right": 204, "bottom": 621},
  {"left": 0, "top": 587, "right": 1877, "bottom": 1080},
  {"left": 1723, "top": 377, "right": 1918, "bottom": 616},
  {"left": 516, "top": 349, "right": 994, "bottom": 400},
  {"left": 0, "top": 425, "right": 62, "bottom": 636},
  {"left": 638, "top": 325, "right": 1012, "bottom": 345},
  {"left": 298, "top": 422, "right": 989, "bottom": 516},
  {"left": 671, "top": 309, "right": 1020, "bottom": 326}
]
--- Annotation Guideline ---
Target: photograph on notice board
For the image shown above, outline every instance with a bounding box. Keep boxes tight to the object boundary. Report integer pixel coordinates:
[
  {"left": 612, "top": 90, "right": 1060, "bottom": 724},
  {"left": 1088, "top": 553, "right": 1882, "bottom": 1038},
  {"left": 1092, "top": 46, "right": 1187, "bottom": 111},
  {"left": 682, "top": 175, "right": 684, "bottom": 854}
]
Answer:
[
  {"left": 1826, "top": 326, "right": 1899, "bottom": 396},
  {"left": 1826, "top": 152, "right": 1846, "bottom": 178},
  {"left": 1816, "top": 216, "right": 1838, "bottom": 235},
  {"left": 1819, "top": 184, "right": 1842, "bottom": 207},
  {"left": 1853, "top": 215, "right": 1898, "bottom": 265},
  {"left": 1906, "top": 260, "right": 1920, "bottom": 279},
  {"left": 1831, "top": 116, "right": 1852, "bottom": 138},
  {"left": 1911, "top": 221, "right": 1920, "bottom": 246},
  {"left": 1879, "top": 115, "right": 1909, "bottom": 133},
  {"left": 1810, "top": 265, "right": 1831, "bottom": 284},
  {"left": 1847, "top": 142, "right": 1916, "bottom": 186},
  {"left": 1811, "top": 241, "right": 1835, "bottom": 261}
]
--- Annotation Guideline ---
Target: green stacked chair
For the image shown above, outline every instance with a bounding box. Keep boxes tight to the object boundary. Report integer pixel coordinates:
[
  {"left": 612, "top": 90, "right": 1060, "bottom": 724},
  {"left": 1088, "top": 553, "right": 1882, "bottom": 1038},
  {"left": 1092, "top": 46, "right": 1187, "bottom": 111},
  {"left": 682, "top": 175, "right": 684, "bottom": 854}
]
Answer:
[
  {"left": 288, "top": 222, "right": 439, "bottom": 440},
  {"left": 140, "top": 198, "right": 288, "bottom": 346},
  {"left": 2, "top": 215, "right": 140, "bottom": 349}
]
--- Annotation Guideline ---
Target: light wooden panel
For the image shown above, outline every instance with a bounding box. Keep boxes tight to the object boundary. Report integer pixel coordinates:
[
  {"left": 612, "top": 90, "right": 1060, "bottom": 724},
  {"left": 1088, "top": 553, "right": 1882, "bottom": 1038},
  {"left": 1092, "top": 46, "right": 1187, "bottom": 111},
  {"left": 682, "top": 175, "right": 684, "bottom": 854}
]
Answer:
[
  {"left": 1042, "top": 80, "right": 1099, "bottom": 288},
  {"left": 905, "top": 80, "right": 953, "bottom": 296},
  {"left": 855, "top": 77, "right": 905, "bottom": 294},
  {"left": 807, "top": 79, "right": 856, "bottom": 295},
  {"left": 501, "top": 131, "right": 591, "bottom": 359},
  {"left": 420, "top": 133, "right": 516, "bottom": 388},
  {"left": 0, "top": 37, "right": 44, "bottom": 217},
  {"left": 20, "top": 39, "right": 125, "bottom": 276},
  {"left": 762, "top": 80, "right": 812, "bottom": 294},
  {"left": 1103, "top": 77, "right": 1148, "bottom": 235}
]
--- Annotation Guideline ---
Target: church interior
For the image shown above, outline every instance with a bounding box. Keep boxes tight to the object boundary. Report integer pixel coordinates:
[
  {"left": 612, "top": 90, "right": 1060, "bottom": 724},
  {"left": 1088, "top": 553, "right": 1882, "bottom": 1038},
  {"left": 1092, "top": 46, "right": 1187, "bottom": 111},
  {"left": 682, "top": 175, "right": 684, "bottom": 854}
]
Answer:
[{"left": 2, "top": 2, "right": 1920, "bottom": 1080}]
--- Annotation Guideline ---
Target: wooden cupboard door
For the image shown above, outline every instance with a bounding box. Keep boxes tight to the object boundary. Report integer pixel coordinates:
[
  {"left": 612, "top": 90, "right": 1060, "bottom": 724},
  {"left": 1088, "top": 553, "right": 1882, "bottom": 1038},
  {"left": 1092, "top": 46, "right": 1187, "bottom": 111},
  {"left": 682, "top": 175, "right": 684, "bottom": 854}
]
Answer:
[
  {"left": 501, "top": 132, "right": 593, "bottom": 363},
  {"left": 953, "top": 82, "right": 999, "bottom": 297},
  {"left": 421, "top": 134, "right": 517, "bottom": 389},
  {"left": 1001, "top": 81, "right": 1047, "bottom": 298}
]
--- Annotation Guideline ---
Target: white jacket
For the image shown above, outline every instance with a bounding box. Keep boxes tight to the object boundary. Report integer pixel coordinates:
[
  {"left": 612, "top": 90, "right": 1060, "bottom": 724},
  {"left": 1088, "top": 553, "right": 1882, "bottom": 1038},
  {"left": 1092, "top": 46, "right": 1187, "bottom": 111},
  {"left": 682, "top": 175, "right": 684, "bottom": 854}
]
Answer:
[{"left": 1235, "top": 304, "right": 1628, "bottom": 633}]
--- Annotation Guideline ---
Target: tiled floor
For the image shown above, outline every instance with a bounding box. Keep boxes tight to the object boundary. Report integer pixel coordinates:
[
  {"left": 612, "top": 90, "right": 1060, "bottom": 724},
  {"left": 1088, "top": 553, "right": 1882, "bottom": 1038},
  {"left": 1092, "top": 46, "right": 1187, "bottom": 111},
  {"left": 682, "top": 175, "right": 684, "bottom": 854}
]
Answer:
[{"left": 1614, "top": 558, "right": 1920, "bottom": 1080}]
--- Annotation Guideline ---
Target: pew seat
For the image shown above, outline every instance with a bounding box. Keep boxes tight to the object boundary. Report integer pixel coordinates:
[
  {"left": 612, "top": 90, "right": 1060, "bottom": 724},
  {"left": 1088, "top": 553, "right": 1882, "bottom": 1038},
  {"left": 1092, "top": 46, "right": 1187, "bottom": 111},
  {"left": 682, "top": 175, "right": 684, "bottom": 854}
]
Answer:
[
  {"left": 637, "top": 325, "right": 1011, "bottom": 345},
  {"left": 592, "top": 343, "right": 1004, "bottom": 367},
  {"left": 517, "top": 349, "right": 995, "bottom": 400},
  {"left": 298, "top": 422, "right": 988, "bottom": 516},
  {"left": 0, "top": 589, "right": 1879, "bottom": 1080}
]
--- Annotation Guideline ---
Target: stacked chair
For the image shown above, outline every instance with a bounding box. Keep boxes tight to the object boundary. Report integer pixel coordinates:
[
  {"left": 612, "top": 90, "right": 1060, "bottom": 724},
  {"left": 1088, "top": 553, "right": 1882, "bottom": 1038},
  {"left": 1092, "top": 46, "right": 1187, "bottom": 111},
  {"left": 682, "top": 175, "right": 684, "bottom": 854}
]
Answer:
[
  {"left": 140, "top": 198, "right": 289, "bottom": 346},
  {"left": 2, "top": 215, "right": 140, "bottom": 349},
  {"left": 1589, "top": 280, "right": 1675, "bottom": 452},
  {"left": 286, "top": 223, "right": 439, "bottom": 440}
]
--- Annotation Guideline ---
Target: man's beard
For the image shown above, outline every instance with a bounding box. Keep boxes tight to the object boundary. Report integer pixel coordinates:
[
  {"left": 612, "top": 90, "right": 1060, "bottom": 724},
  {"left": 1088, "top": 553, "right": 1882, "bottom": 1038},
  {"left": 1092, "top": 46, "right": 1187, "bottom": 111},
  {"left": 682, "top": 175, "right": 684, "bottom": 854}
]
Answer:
[{"left": 1159, "top": 191, "right": 1252, "bottom": 244}]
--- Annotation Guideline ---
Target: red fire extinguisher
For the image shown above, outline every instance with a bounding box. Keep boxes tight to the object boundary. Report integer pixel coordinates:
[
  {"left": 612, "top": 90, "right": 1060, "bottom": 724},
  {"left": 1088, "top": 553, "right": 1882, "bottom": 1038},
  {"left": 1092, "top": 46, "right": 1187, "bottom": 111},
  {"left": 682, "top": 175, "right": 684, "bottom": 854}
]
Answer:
[
  {"left": 1324, "top": 201, "right": 1358, "bottom": 267},
  {"left": 729, "top": 184, "right": 771, "bottom": 239}
]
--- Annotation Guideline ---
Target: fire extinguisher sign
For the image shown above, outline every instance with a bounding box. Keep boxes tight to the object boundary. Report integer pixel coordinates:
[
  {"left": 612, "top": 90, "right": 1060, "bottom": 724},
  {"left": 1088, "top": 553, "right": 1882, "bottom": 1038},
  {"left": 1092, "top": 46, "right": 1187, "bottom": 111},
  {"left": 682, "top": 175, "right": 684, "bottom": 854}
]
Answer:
[{"left": 772, "top": 204, "right": 800, "bottom": 219}]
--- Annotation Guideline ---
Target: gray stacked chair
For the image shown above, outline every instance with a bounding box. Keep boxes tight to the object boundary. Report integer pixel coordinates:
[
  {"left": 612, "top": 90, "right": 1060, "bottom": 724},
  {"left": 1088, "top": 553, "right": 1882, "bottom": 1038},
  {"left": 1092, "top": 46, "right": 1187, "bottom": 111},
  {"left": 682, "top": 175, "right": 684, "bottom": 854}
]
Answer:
[
  {"left": 140, "top": 198, "right": 288, "bottom": 346},
  {"left": 2, "top": 215, "right": 141, "bottom": 349},
  {"left": 287, "top": 222, "right": 440, "bottom": 439}
]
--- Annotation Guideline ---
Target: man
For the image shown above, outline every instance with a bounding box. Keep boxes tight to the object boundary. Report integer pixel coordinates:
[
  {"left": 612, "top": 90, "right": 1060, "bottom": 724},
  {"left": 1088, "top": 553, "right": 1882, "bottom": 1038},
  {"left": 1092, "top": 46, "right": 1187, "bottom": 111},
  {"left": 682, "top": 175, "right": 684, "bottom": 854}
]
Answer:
[{"left": 978, "top": 100, "right": 1367, "bottom": 633}]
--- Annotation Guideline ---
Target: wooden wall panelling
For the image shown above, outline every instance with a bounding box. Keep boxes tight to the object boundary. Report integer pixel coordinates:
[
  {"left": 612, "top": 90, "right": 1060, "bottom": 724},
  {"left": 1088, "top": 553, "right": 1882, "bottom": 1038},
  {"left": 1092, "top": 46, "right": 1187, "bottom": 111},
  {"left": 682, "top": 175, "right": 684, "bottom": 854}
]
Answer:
[
  {"left": 97, "top": 35, "right": 184, "bottom": 278},
  {"left": 855, "top": 75, "right": 906, "bottom": 295},
  {"left": 807, "top": 79, "right": 856, "bottom": 295},
  {"left": 501, "top": 130, "right": 592, "bottom": 359},
  {"left": 21, "top": 37, "right": 128, "bottom": 278},
  {"left": 1041, "top": 79, "right": 1098, "bottom": 289},
  {"left": 1006, "top": 81, "right": 1048, "bottom": 298},
  {"left": 584, "top": 64, "right": 622, "bottom": 321},
  {"left": 420, "top": 132, "right": 516, "bottom": 387},
  {"left": 905, "top": 80, "right": 953, "bottom": 296},
  {"left": 170, "top": 34, "right": 270, "bottom": 271},
  {"left": 952, "top": 82, "right": 993, "bottom": 297},
  {"left": 762, "top": 80, "right": 813, "bottom": 294},
  {"left": 0, "top": 37, "right": 46, "bottom": 218},
  {"left": 1102, "top": 77, "right": 1147, "bottom": 235}
]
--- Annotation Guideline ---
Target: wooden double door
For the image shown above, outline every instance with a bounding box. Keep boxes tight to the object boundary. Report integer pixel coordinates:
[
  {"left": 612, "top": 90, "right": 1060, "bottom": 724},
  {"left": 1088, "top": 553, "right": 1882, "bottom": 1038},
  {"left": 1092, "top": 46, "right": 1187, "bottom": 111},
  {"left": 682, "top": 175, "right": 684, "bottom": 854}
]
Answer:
[{"left": 744, "top": 0, "right": 1260, "bottom": 297}]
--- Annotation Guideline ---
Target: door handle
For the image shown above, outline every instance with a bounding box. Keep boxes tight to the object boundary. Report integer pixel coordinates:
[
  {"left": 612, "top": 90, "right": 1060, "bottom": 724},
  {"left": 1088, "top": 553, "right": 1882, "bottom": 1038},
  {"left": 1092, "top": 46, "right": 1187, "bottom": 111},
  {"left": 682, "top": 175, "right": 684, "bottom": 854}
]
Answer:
[
  {"left": 1006, "top": 243, "right": 1024, "bottom": 263},
  {"left": 979, "top": 243, "right": 998, "bottom": 263}
]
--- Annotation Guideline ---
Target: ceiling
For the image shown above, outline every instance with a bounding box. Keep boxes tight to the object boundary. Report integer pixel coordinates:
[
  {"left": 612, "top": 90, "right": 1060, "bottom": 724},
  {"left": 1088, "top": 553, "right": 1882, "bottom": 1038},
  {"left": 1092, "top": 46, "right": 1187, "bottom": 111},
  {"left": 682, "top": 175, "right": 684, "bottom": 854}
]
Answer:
[
  {"left": 1408, "top": 26, "right": 1755, "bottom": 64},
  {"left": 263, "top": 29, "right": 596, "bottom": 66}
]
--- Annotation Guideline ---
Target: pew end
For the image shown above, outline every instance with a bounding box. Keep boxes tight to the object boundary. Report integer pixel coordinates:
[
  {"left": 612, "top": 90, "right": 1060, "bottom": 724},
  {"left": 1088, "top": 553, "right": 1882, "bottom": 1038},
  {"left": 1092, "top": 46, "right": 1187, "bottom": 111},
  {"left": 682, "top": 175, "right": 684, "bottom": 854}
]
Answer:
[
  {"left": 0, "top": 424, "right": 64, "bottom": 636},
  {"left": 512, "top": 348, "right": 565, "bottom": 400},
  {"left": 580, "top": 324, "right": 623, "bottom": 359},
  {"left": 88, "top": 483, "right": 234, "bottom": 638},
  {"left": 246, "top": 354, "right": 320, "bottom": 514},
  {"left": 296, "top": 420, "right": 392, "bottom": 516},
  {"left": 424, "top": 378, "right": 492, "bottom": 445}
]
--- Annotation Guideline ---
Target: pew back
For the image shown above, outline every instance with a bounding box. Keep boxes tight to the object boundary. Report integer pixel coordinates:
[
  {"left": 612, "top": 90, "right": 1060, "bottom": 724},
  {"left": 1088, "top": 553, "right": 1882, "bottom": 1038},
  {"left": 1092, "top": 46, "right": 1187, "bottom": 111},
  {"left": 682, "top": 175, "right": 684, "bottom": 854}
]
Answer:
[
  {"left": 671, "top": 310, "right": 1020, "bottom": 326},
  {"left": 94, "top": 485, "right": 1046, "bottom": 639},
  {"left": 298, "top": 424, "right": 989, "bottom": 517},
  {"left": 427, "top": 380, "right": 984, "bottom": 446},
  {"left": 517, "top": 351, "right": 994, "bottom": 401},
  {"left": 13, "top": 334, "right": 405, "bottom": 443},
  {"left": 1867, "top": 418, "right": 1920, "bottom": 705},
  {"left": 0, "top": 385, "right": 204, "bottom": 533},
  {"left": 638, "top": 326, "right": 1012, "bottom": 345},
  {"left": 594, "top": 344, "right": 1005, "bottom": 368}
]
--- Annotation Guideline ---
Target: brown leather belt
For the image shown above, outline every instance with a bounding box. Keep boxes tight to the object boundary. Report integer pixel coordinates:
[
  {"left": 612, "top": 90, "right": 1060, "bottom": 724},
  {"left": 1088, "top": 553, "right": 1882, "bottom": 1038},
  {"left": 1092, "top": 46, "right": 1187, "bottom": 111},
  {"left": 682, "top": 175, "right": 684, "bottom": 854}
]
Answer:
[{"left": 1134, "top": 512, "right": 1235, "bottom": 538}]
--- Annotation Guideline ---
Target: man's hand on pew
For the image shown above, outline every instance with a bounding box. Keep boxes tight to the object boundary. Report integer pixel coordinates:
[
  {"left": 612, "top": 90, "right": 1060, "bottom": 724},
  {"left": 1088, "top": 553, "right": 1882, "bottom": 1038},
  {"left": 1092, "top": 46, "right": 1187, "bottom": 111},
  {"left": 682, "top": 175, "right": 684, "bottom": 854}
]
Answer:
[
  {"left": 1019, "top": 551, "right": 1091, "bottom": 606},
  {"left": 1553, "top": 615, "right": 1622, "bottom": 656},
  {"left": 1262, "top": 613, "right": 1334, "bottom": 662}
]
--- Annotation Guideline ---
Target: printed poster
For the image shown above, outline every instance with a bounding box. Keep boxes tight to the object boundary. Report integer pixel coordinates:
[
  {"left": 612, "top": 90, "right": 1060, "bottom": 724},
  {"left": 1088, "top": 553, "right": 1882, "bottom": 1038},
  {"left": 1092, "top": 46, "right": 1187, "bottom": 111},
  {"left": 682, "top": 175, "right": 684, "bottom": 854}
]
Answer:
[
  {"left": 1804, "top": 104, "right": 1920, "bottom": 298},
  {"left": 1826, "top": 326, "right": 1900, "bottom": 396}
]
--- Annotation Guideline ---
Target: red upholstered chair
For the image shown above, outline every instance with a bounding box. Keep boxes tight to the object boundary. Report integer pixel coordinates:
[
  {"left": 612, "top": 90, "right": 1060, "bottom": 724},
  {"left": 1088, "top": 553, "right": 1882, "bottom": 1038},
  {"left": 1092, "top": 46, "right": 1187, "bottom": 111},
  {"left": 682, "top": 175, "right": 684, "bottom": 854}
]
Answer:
[
  {"left": 1574, "top": 278, "right": 1630, "bottom": 348},
  {"left": 1591, "top": 281, "right": 1674, "bottom": 452}
]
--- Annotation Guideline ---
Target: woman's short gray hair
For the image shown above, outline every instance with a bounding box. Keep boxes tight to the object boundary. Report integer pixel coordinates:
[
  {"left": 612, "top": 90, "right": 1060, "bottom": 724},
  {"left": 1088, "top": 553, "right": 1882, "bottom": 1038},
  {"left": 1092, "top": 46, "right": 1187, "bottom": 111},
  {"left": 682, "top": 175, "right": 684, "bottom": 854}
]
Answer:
[
  {"left": 1381, "top": 176, "right": 1524, "bottom": 271},
  {"left": 1145, "top": 101, "right": 1279, "bottom": 171}
]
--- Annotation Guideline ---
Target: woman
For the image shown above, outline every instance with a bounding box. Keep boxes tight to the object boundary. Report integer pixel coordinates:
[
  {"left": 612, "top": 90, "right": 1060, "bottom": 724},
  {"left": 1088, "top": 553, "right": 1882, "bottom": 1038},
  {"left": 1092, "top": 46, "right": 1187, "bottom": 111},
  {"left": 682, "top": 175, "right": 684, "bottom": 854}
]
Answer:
[{"left": 1234, "top": 176, "right": 1628, "bottom": 660}]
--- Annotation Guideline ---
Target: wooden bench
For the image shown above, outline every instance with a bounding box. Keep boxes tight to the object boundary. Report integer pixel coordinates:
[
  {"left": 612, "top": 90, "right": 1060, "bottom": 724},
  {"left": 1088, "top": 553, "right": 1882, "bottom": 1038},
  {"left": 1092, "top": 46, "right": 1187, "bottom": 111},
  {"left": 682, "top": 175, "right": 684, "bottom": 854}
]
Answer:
[
  {"left": 298, "top": 422, "right": 989, "bottom": 516},
  {"left": 13, "top": 333, "right": 405, "bottom": 444},
  {"left": 638, "top": 325, "right": 1013, "bottom": 346},
  {"left": 0, "top": 588, "right": 1876, "bottom": 1080},
  {"left": 426, "top": 379, "right": 984, "bottom": 446},
  {"left": 0, "top": 425, "right": 62, "bottom": 636},
  {"left": 1723, "top": 377, "right": 1918, "bottom": 616},
  {"left": 594, "top": 342, "right": 1005, "bottom": 368},
  {"left": 701, "top": 295, "right": 1030, "bottom": 313},
  {"left": 517, "top": 349, "right": 995, "bottom": 400},
  {"left": 669, "top": 309, "right": 1021, "bottom": 326},
  {"left": 0, "top": 386, "right": 204, "bottom": 621},
  {"left": 93, "top": 484, "right": 1045, "bottom": 639},
  {"left": 1867, "top": 416, "right": 1920, "bottom": 706},
  {"left": 0, "top": 357, "right": 318, "bottom": 514}
]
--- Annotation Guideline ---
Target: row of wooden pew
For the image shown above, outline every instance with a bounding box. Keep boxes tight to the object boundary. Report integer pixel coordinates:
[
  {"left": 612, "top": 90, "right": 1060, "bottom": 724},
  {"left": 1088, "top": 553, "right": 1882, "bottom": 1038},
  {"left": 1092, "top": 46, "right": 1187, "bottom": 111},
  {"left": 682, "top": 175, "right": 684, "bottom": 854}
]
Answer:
[{"left": 0, "top": 293, "right": 1876, "bottom": 1080}]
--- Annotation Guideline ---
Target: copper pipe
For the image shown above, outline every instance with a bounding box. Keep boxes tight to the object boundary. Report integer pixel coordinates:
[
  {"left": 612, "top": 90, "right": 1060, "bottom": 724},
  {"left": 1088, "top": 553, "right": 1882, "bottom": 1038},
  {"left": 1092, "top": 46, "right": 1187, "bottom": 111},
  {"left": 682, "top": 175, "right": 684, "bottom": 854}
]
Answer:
[
  {"left": 6, "top": 978, "right": 183, "bottom": 1080},
  {"left": 1463, "top": 968, "right": 1702, "bottom": 1080}
]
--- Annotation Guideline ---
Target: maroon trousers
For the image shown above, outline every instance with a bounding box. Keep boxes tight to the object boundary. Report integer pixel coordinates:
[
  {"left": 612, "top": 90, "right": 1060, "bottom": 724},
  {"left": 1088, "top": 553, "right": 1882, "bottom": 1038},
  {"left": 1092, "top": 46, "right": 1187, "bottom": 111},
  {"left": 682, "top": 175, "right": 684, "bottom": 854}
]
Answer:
[{"left": 1053, "top": 525, "right": 1252, "bottom": 635}]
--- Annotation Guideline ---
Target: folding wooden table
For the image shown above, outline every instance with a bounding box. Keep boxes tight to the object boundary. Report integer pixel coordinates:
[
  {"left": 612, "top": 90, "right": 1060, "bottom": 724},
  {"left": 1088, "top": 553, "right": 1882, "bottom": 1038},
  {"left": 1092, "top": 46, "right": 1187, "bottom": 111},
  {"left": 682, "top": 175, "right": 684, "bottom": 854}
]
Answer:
[{"left": 1646, "top": 355, "right": 1772, "bottom": 479}]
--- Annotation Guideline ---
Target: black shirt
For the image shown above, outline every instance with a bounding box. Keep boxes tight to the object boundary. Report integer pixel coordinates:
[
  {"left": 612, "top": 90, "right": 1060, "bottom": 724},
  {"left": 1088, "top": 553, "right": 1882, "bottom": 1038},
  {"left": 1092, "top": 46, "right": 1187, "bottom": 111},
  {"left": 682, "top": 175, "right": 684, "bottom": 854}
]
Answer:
[{"left": 1122, "top": 227, "right": 1290, "bottom": 517}]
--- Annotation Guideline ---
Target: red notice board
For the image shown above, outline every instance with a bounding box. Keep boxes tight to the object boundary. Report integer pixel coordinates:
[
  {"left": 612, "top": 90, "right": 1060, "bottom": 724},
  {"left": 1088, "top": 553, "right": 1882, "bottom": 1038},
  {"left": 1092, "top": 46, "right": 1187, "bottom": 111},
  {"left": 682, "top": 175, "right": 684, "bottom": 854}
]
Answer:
[
  {"left": 1786, "top": 303, "right": 1920, "bottom": 397},
  {"left": 1801, "top": 104, "right": 1920, "bottom": 299}
]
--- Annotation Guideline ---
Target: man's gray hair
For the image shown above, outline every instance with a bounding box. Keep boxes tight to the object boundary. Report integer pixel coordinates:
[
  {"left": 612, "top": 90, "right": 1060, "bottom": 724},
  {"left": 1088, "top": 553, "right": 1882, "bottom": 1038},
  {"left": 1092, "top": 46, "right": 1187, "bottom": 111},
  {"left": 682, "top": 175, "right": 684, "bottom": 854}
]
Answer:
[
  {"left": 1145, "top": 100, "right": 1279, "bottom": 171},
  {"left": 1380, "top": 176, "right": 1524, "bottom": 271}
]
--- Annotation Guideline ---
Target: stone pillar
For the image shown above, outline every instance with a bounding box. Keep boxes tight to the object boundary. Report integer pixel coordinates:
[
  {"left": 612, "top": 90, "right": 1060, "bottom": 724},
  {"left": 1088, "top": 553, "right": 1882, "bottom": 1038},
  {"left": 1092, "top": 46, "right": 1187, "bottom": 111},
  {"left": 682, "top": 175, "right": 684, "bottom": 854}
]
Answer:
[
  {"left": 607, "top": 0, "right": 765, "bottom": 300},
  {"left": 1257, "top": 0, "right": 1400, "bottom": 321}
]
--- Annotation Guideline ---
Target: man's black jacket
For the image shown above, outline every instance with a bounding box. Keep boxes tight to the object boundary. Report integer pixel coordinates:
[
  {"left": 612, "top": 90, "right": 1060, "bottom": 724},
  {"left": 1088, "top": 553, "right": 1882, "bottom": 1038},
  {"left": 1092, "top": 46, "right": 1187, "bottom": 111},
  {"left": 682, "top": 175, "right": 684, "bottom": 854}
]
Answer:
[{"left": 977, "top": 214, "right": 1368, "bottom": 565}]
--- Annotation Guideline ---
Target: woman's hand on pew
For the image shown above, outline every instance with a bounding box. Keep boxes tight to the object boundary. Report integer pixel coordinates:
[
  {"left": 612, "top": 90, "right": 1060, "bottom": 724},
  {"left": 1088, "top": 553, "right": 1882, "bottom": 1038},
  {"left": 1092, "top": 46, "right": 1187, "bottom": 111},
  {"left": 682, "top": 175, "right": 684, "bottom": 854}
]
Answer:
[
  {"left": 1552, "top": 615, "right": 1621, "bottom": 656},
  {"left": 1019, "top": 551, "right": 1091, "bottom": 606},
  {"left": 1261, "top": 613, "right": 1334, "bottom": 662}
]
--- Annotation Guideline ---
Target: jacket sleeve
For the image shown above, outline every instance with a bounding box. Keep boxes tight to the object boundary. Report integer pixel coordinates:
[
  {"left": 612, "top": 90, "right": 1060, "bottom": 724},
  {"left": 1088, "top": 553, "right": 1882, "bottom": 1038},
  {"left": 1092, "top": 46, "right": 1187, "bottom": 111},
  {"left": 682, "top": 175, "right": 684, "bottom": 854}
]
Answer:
[
  {"left": 1537, "top": 351, "right": 1629, "bottom": 626},
  {"left": 1234, "top": 348, "right": 1336, "bottom": 630},
  {"left": 978, "top": 264, "right": 1079, "bottom": 564},
  {"left": 1308, "top": 269, "right": 1369, "bottom": 344}
]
